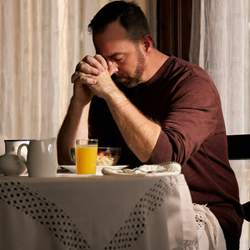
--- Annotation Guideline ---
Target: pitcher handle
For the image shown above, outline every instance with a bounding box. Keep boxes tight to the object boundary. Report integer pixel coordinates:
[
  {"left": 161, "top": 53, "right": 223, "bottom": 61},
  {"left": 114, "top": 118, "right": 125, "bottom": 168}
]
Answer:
[{"left": 17, "top": 143, "right": 29, "bottom": 165}]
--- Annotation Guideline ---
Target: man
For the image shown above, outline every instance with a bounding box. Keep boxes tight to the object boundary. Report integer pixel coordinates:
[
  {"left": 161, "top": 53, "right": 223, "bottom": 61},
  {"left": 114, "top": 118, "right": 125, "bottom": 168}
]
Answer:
[{"left": 57, "top": 1, "right": 243, "bottom": 249}]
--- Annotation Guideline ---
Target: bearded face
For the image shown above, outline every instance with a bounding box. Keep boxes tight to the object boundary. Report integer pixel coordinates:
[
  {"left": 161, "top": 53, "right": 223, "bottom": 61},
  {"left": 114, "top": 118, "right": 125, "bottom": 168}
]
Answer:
[
  {"left": 93, "top": 21, "right": 148, "bottom": 89},
  {"left": 112, "top": 45, "right": 146, "bottom": 88}
]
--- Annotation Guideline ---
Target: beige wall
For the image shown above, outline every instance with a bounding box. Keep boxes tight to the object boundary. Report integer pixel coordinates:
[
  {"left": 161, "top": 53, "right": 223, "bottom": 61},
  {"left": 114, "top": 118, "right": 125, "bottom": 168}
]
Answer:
[{"left": 0, "top": 0, "right": 156, "bottom": 157}]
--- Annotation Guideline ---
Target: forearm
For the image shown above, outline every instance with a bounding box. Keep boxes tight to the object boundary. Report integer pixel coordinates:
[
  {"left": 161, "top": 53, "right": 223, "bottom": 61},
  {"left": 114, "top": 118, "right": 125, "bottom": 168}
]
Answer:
[
  {"left": 105, "top": 89, "right": 161, "bottom": 163},
  {"left": 70, "top": 56, "right": 161, "bottom": 162},
  {"left": 58, "top": 54, "right": 107, "bottom": 164},
  {"left": 57, "top": 97, "right": 89, "bottom": 164}
]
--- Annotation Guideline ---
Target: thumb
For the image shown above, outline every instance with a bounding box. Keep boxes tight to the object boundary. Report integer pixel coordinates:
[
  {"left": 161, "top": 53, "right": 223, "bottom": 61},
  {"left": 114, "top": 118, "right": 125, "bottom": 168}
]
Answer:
[{"left": 108, "top": 61, "right": 118, "bottom": 76}]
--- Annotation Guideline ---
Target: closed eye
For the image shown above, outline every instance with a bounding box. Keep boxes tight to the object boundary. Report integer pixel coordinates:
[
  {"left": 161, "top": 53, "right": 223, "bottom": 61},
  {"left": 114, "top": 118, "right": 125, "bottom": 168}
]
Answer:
[
  {"left": 110, "top": 53, "right": 124, "bottom": 62},
  {"left": 113, "top": 56, "right": 123, "bottom": 62}
]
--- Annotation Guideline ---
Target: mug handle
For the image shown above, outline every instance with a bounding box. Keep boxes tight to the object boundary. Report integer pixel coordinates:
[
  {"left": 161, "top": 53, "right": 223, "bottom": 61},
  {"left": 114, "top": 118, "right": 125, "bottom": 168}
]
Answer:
[{"left": 17, "top": 143, "right": 29, "bottom": 165}]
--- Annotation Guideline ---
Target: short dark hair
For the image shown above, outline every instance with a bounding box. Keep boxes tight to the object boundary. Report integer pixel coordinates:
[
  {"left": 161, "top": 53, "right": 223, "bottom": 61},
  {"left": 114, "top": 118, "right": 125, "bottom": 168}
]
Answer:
[{"left": 88, "top": 1, "right": 151, "bottom": 42}]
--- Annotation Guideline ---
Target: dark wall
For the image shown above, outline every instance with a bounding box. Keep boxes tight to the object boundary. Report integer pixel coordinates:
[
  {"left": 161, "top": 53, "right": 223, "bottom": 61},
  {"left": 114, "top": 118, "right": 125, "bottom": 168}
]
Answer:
[{"left": 157, "top": 0, "right": 192, "bottom": 61}]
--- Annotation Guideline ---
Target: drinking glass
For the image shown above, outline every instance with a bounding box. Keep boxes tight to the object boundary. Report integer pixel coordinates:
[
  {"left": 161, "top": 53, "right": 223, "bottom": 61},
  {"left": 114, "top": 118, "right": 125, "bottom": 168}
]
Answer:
[{"left": 75, "top": 139, "right": 98, "bottom": 174}]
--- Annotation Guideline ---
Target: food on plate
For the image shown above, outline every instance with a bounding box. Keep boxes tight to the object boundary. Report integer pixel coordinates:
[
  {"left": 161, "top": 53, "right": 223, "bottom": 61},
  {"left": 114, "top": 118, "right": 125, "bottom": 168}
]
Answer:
[{"left": 97, "top": 149, "right": 120, "bottom": 166}]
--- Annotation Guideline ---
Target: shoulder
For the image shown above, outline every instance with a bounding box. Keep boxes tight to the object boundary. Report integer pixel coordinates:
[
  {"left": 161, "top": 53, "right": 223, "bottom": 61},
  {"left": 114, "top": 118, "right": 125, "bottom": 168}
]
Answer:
[
  {"left": 166, "top": 57, "right": 219, "bottom": 95},
  {"left": 161, "top": 57, "right": 221, "bottom": 108},
  {"left": 167, "top": 56, "right": 212, "bottom": 82}
]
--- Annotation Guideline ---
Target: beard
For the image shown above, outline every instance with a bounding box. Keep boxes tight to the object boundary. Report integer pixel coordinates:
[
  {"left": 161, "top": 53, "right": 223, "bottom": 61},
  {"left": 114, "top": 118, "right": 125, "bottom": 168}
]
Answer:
[{"left": 112, "top": 47, "right": 146, "bottom": 88}]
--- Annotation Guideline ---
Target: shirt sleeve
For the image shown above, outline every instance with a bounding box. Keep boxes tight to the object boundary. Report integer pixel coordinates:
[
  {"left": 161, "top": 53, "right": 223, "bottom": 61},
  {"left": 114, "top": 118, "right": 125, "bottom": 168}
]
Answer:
[{"left": 147, "top": 76, "right": 220, "bottom": 165}]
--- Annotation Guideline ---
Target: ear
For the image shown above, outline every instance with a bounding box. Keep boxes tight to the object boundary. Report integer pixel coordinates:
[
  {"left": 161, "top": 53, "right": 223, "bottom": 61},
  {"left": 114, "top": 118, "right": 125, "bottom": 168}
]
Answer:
[{"left": 140, "top": 34, "right": 153, "bottom": 54}]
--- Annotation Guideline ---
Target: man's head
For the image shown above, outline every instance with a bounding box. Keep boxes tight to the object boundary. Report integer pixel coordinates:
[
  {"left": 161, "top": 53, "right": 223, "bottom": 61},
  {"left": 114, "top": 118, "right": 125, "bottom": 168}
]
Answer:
[
  {"left": 88, "top": 1, "right": 151, "bottom": 43},
  {"left": 89, "top": 1, "right": 154, "bottom": 88}
]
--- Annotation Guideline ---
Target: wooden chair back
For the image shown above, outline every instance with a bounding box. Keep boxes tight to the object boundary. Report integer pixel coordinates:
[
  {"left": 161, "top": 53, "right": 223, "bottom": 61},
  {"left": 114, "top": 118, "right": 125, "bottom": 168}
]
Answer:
[{"left": 227, "top": 134, "right": 250, "bottom": 222}]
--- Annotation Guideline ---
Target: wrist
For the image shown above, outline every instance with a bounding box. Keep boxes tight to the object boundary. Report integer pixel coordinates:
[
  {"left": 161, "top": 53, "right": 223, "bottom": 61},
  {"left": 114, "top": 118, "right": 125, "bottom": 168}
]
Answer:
[
  {"left": 71, "top": 94, "right": 90, "bottom": 108},
  {"left": 69, "top": 96, "right": 87, "bottom": 113}
]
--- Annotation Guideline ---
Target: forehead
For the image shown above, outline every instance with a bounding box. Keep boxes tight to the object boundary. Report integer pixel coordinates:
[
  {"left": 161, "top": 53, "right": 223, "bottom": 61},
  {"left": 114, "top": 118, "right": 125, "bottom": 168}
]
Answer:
[{"left": 93, "top": 21, "right": 136, "bottom": 57}]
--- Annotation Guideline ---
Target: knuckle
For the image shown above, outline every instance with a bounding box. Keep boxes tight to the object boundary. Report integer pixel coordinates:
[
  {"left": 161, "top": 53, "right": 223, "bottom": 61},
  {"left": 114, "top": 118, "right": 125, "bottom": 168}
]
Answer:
[
  {"left": 94, "top": 54, "right": 101, "bottom": 59},
  {"left": 83, "top": 55, "right": 91, "bottom": 62},
  {"left": 75, "top": 61, "right": 83, "bottom": 71}
]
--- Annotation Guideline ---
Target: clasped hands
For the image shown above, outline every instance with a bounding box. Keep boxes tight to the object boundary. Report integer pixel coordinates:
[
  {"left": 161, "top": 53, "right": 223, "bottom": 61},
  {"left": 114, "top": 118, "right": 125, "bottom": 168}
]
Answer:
[{"left": 71, "top": 54, "right": 118, "bottom": 103}]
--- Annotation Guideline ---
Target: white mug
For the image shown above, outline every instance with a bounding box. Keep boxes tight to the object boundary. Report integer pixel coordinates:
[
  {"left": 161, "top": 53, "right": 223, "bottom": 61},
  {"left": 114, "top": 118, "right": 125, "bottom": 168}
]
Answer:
[{"left": 17, "top": 138, "right": 58, "bottom": 177}]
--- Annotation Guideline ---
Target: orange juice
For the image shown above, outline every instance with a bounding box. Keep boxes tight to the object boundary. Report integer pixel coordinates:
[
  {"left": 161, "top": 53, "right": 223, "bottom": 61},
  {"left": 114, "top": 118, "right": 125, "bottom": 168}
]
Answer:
[{"left": 75, "top": 146, "right": 98, "bottom": 174}]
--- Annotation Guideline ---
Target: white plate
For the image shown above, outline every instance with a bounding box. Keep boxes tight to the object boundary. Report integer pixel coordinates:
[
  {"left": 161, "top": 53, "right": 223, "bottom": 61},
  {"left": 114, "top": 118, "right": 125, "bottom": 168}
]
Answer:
[{"left": 60, "top": 165, "right": 126, "bottom": 175}]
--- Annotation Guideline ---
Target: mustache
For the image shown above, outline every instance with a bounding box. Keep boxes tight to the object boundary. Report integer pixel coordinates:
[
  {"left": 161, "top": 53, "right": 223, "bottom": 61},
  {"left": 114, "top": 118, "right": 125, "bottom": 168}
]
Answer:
[{"left": 112, "top": 73, "right": 132, "bottom": 80}]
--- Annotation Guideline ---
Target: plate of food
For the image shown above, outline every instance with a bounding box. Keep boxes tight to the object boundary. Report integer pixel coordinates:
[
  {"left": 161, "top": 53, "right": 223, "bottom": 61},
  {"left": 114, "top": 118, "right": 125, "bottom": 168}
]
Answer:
[{"left": 96, "top": 147, "right": 121, "bottom": 166}]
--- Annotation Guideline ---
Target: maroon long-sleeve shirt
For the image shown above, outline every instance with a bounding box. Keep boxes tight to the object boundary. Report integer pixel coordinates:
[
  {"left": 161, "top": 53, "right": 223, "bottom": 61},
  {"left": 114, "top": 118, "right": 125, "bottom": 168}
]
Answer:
[{"left": 89, "top": 55, "right": 243, "bottom": 249}]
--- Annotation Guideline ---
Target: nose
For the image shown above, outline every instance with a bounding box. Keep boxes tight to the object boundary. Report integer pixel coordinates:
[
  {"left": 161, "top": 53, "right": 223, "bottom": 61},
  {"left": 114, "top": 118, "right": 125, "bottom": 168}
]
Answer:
[{"left": 107, "top": 61, "right": 118, "bottom": 75}]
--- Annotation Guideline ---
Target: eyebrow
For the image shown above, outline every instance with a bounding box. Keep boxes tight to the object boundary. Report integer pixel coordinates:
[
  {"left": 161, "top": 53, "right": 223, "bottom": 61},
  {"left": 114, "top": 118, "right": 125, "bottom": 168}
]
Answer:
[
  {"left": 107, "top": 53, "right": 123, "bottom": 59},
  {"left": 95, "top": 48, "right": 125, "bottom": 62}
]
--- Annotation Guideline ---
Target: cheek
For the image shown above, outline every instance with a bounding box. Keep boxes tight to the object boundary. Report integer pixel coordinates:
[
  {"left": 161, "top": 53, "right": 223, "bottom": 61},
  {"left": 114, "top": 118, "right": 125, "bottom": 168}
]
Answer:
[{"left": 118, "top": 59, "right": 137, "bottom": 74}]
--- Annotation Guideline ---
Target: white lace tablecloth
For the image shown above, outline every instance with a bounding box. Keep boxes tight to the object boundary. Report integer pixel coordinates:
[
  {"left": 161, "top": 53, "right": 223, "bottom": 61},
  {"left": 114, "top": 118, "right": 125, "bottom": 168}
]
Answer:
[{"left": 0, "top": 173, "right": 198, "bottom": 250}]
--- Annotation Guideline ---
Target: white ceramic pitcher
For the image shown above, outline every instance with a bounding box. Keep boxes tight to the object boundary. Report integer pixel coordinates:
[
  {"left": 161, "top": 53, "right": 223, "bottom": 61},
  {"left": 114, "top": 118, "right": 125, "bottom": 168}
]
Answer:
[{"left": 17, "top": 138, "right": 58, "bottom": 177}]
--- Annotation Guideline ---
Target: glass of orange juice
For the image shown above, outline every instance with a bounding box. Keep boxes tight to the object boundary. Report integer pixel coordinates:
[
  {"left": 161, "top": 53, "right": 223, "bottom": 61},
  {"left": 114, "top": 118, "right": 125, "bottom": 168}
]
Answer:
[{"left": 75, "top": 139, "right": 98, "bottom": 174}]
